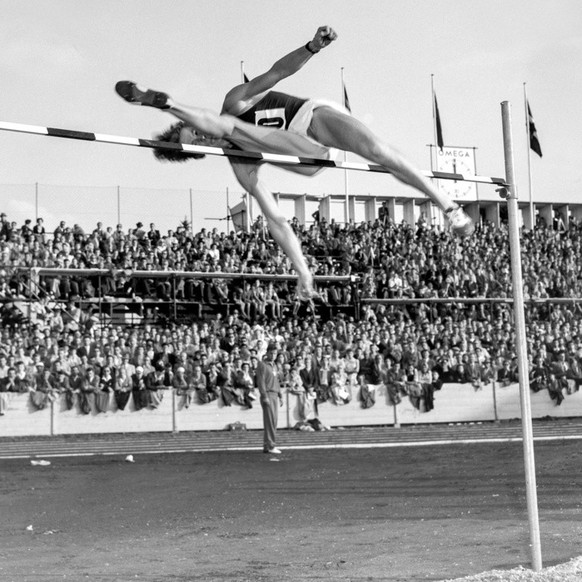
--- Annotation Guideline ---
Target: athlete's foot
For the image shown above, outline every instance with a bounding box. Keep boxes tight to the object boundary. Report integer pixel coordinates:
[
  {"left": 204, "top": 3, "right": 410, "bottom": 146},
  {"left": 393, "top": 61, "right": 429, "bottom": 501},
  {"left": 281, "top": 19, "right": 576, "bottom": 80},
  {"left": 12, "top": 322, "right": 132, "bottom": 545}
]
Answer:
[
  {"left": 296, "top": 277, "right": 320, "bottom": 301},
  {"left": 446, "top": 206, "right": 475, "bottom": 237},
  {"left": 115, "top": 81, "right": 173, "bottom": 110}
]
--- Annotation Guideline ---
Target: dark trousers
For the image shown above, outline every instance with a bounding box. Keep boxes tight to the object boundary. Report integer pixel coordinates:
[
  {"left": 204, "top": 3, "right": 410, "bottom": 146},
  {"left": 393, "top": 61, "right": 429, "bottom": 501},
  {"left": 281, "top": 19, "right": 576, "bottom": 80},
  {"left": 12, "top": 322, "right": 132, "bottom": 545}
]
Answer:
[{"left": 261, "top": 392, "right": 279, "bottom": 451}]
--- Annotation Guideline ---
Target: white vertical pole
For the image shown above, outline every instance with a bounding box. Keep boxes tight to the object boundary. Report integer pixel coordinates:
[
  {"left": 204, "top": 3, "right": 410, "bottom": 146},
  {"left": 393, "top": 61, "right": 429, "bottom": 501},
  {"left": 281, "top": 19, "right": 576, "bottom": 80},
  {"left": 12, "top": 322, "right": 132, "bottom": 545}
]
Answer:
[
  {"left": 247, "top": 191, "right": 253, "bottom": 231},
  {"left": 341, "top": 67, "right": 349, "bottom": 225},
  {"left": 472, "top": 147, "right": 479, "bottom": 204},
  {"left": 117, "top": 185, "right": 121, "bottom": 225},
  {"left": 226, "top": 187, "right": 230, "bottom": 233},
  {"left": 430, "top": 75, "right": 442, "bottom": 222},
  {"left": 189, "top": 188, "right": 193, "bottom": 230},
  {"left": 244, "top": 192, "right": 251, "bottom": 232},
  {"left": 501, "top": 101, "right": 542, "bottom": 572},
  {"left": 523, "top": 83, "right": 535, "bottom": 230}
]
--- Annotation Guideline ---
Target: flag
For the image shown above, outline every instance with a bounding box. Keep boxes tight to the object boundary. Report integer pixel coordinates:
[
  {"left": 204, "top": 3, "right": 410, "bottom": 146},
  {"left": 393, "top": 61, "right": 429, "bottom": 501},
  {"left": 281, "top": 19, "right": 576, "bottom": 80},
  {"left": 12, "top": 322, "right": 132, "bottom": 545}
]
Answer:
[
  {"left": 342, "top": 80, "right": 351, "bottom": 113},
  {"left": 433, "top": 92, "right": 444, "bottom": 150},
  {"left": 240, "top": 61, "right": 250, "bottom": 84},
  {"left": 527, "top": 100, "right": 542, "bottom": 157},
  {"left": 229, "top": 201, "right": 247, "bottom": 232}
]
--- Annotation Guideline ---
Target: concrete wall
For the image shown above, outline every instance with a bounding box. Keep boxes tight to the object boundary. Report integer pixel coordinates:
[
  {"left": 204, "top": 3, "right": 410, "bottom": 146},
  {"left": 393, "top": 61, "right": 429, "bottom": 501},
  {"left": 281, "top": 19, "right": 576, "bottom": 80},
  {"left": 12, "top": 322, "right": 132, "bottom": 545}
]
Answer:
[{"left": 2, "top": 382, "right": 582, "bottom": 438}]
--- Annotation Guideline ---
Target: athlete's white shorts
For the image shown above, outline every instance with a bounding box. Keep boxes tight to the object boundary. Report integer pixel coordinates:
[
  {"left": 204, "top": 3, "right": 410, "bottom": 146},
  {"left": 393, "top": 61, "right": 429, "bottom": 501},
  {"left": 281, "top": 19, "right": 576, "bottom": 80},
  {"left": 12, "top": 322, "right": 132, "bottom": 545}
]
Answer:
[
  {"left": 288, "top": 98, "right": 349, "bottom": 141},
  {"left": 226, "top": 99, "right": 348, "bottom": 164}
]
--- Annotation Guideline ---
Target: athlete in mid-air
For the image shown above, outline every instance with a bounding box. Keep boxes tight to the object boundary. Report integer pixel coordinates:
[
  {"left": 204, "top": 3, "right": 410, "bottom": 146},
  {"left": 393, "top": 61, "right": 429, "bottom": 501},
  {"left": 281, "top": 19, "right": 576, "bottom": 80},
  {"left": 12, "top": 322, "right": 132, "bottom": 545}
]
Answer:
[{"left": 115, "top": 26, "right": 474, "bottom": 299}]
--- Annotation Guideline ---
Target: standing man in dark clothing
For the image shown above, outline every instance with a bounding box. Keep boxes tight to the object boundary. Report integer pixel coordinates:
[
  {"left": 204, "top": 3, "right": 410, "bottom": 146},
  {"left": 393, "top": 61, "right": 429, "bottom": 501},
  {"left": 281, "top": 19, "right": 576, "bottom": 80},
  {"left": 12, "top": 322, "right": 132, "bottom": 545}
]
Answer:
[{"left": 256, "top": 342, "right": 282, "bottom": 454}]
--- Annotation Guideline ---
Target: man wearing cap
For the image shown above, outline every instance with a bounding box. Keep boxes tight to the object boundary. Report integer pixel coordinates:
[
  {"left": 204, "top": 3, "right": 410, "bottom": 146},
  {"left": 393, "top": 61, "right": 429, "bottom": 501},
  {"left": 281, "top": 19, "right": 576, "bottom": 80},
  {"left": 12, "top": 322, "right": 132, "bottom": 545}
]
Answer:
[
  {"left": 255, "top": 342, "right": 282, "bottom": 454},
  {"left": 0, "top": 212, "right": 11, "bottom": 240}
]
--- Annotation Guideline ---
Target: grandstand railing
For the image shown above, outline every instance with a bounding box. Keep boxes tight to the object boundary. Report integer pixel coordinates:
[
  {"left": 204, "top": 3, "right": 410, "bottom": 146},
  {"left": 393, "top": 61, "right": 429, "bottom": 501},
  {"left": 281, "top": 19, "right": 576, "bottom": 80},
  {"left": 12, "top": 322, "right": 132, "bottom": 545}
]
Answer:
[
  {"left": 2, "top": 379, "right": 582, "bottom": 439},
  {"left": 0, "top": 266, "right": 359, "bottom": 325},
  {"left": 2, "top": 265, "right": 580, "bottom": 327}
]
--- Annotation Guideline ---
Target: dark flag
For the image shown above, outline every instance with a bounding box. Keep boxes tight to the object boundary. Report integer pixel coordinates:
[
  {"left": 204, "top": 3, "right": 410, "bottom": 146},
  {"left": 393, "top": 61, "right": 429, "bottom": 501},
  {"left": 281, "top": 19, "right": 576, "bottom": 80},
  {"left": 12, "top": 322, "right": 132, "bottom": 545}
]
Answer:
[
  {"left": 342, "top": 81, "right": 351, "bottom": 113},
  {"left": 433, "top": 92, "right": 444, "bottom": 151},
  {"left": 229, "top": 201, "right": 247, "bottom": 232},
  {"left": 243, "top": 73, "right": 250, "bottom": 83},
  {"left": 527, "top": 101, "right": 542, "bottom": 157}
]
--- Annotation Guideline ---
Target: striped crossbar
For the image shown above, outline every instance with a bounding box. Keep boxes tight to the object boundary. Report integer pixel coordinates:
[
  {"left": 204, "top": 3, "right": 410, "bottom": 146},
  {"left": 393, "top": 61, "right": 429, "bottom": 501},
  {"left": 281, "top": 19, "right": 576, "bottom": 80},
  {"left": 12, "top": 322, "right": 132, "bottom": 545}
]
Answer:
[{"left": 0, "top": 121, "right": 507, "bottom": 186}]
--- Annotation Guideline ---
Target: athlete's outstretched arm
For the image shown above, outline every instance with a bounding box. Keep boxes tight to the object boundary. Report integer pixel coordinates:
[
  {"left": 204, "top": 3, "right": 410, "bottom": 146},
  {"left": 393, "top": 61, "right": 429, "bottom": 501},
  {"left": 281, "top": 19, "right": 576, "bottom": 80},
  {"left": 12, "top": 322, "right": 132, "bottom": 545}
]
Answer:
[
  {"left": 222, "top": 26, "right": 337, "bottom": 115},
  {"left": 229, "top": 161, "right": 315, "bottom": 298}
]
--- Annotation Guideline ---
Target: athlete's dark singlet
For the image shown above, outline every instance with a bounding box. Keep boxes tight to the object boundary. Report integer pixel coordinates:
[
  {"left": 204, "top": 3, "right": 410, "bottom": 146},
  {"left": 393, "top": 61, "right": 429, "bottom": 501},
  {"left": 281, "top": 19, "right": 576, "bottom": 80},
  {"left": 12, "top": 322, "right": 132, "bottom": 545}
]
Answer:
[{"left": 236, "top": 91, "right": 307, "bottom": 129}]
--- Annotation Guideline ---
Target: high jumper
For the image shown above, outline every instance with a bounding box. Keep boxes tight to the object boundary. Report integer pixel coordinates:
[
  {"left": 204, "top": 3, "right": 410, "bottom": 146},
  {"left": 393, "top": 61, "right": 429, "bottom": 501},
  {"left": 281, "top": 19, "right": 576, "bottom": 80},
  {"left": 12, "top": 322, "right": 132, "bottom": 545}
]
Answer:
[{"left": 115, "top": 25, "right": 474, "bottom": 299}]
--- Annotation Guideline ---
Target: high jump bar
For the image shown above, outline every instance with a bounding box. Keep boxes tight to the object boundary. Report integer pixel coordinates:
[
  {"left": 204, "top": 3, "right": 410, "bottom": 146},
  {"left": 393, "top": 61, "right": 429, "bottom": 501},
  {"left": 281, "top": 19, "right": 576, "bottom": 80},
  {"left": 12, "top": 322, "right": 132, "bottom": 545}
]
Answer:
[{"left": 0, "top": 121, "right": 507, "bottom": 186}]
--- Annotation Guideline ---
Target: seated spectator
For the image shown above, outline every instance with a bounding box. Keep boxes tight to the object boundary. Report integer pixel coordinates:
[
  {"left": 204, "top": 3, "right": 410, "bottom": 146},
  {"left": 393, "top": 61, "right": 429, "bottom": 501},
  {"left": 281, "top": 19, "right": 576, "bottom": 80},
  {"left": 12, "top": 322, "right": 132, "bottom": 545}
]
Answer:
[
  {"left": 29, "top": 363, "right": 57, "bottom": 410},
  {"left": 217, "top": 360, "right": 240, "bottom": 406},
  {"left": 1, "top": 367, "right": 19, "bottom": 393},
  {"left": 329, "top": 370, "right": 351, "bottom": 405},
  {"left": 146, "top": 362, "right": 171, "bottom": 409},
  {"left": 131, "top": 366, "right": 148, "bottom": 411},
  {"left": 233, "top": 361, "right": 256, "bottom": 408},
  {"left": 114, "top": 366, "right": 133, "bottom": 410},
  {"left": 529, "top": 355, "right": 549, "bottom": 393},
  {"left": 173, "top": 365, "right": 193, "bottom": 407},
  {"left": 465, "top": 353, "right": 487, "bottom": 390},
  {"left": 358, "top": 374, "right": 376, "bottom": 409},
  {"left": 79, "top": 367, "right": 99, "bottom": 414},
  {"left": 96, "top": 365, "right": 115, "bottom": 413},
  {"left": 496, "top": 358, "right": 518, "bottom": 387}
]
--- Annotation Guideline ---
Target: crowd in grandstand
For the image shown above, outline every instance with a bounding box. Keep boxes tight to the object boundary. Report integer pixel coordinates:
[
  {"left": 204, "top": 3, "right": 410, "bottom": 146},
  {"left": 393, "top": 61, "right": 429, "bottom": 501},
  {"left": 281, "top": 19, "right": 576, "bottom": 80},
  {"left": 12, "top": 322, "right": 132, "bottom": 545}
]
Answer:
[{"left": 1, "top": 210, "right": 581, "bottom": 416}]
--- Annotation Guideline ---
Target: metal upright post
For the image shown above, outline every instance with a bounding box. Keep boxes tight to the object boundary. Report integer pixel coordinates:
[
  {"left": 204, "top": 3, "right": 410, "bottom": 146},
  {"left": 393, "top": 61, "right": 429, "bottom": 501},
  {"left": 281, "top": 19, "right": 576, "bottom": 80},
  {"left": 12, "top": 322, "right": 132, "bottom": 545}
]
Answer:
[
  {"left": 117, "top": 186, "right": 121, "bottom": 225},
  {"left": 189, "top": 188, "right": 194, "bottom": 229},
  {"left": 341, "top": 67, "right": 349, "bottom": 225},
  {"left": 501, "top": 101, "right": 542, "bottom": 572}
]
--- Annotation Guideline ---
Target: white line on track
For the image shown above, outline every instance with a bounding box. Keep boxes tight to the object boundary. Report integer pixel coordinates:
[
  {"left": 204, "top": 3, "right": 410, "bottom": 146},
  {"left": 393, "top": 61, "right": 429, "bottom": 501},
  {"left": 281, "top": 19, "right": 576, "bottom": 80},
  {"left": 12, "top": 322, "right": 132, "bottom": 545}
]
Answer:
[{"left": 2, "top": 433, "right": 582, "bottom": 460}]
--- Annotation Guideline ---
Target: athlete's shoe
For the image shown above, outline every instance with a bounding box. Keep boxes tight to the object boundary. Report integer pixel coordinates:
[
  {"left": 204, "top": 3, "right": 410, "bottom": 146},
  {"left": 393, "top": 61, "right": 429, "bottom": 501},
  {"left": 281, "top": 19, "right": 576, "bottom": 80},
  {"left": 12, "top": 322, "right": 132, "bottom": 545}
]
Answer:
[
  {"left": 115, "top": 81, "right": 172, "bottom": 110},
  {"left": 264, "top": 448, "right": 282, "bottom": 454},
  {"left": 446, "top": 206, "right": 475, "bottom": 237}
]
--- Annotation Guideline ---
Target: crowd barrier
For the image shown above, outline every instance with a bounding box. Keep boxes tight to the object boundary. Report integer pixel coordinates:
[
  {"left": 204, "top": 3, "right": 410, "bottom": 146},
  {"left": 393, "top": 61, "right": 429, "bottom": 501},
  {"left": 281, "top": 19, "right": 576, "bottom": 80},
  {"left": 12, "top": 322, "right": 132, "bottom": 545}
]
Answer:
[{"left": 2, "top": 382, "right": 582, "bottom": 438}]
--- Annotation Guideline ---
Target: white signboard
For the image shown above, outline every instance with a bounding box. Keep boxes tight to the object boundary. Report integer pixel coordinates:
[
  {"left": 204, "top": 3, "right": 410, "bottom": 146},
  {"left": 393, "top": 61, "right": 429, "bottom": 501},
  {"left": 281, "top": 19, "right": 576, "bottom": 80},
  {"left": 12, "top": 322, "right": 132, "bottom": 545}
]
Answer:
[{"left": 434, "top": 147, "right": 477, "bottom": 200}]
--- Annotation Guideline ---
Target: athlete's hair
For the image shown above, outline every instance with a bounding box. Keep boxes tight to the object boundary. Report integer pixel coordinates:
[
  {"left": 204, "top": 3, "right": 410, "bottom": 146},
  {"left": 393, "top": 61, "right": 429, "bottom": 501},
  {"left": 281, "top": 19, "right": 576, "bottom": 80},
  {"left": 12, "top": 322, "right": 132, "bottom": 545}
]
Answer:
[{"left": 153, "top": 122, "right": 205, "bottom": 163}]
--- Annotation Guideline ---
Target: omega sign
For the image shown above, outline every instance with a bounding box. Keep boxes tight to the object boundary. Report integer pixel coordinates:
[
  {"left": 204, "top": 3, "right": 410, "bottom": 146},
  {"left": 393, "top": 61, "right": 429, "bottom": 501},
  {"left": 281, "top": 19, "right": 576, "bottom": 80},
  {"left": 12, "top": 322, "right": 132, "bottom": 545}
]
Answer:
[{"left": 435, "top": 146, "right": 477, "bottom": 200}]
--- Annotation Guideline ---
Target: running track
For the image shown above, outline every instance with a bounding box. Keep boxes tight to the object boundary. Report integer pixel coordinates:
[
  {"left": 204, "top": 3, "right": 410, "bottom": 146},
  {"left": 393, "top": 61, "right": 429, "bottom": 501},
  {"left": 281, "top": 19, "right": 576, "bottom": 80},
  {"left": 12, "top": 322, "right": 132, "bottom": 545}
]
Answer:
[{"left": 2, "top": 418, "right": 582, "bottom": 460}]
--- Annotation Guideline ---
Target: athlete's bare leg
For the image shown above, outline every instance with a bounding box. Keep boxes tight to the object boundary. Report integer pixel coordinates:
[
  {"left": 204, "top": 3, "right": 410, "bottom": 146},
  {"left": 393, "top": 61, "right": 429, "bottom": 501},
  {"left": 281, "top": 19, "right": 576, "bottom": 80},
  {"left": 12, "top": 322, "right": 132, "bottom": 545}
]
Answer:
[
  {"left": 309, "top": 107, "right": 450, "bottom": 210},
  {"left": 308, "top": 106, "right": 474, "bottom": 234},
  {"left": 229, "top": 162, "right": 316, "bottom": 299},
  {"left": 115, "top": 81, "right": 236, "bottom": 139},
  {"left": 168, "top": 103, "right": 237, "bottom": 139}
]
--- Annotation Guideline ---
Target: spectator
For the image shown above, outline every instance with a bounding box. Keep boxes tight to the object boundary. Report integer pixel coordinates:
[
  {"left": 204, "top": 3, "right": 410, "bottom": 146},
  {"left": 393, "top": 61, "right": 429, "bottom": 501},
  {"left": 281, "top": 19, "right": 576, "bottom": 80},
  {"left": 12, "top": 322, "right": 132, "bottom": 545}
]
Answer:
[
  {"left": 79, "top": 367, "right": 99, "bottom": 414},
  {"left": 1, "top": 366, "right": 19, "bottom": 391},
  {"left": 114, "top": 366, "right": 132, "bottom": 410},
  {"left": 96, "top": 365, "right": 115, "bottom": 413},
  {"left": 131, "top": 366, "right": 148, "bottom": 411},
  {"left": 256, "top": 343, "right": 282, "bottom": 455},
  {"left": 146, "top": 362, "right": 171, "bottom": 408},
  {"left": 173, "top": 365, "right": 193, "bottom": 407}
]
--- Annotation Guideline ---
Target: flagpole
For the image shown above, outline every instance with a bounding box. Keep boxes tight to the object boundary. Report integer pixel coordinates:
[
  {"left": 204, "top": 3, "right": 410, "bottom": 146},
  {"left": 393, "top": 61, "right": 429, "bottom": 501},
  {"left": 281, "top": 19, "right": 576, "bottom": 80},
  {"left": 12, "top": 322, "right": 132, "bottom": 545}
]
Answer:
[
  {"left": 226, "top": 187, "right": 230, "bottom": 233},
  {"left": 239, "top": 61, "right": 251, "bottom": 232},
  {"left": 523, "top": 83, "right": 534, "bottom": 230},
  {"left": 341, "top": 67, "right": 349, "bottom": 225},
  {"left": 431, "top": 75, "right": 438, "bottom": 161},
  {"left": 431, "top": 74, "right": 440, "bottom": 216}
]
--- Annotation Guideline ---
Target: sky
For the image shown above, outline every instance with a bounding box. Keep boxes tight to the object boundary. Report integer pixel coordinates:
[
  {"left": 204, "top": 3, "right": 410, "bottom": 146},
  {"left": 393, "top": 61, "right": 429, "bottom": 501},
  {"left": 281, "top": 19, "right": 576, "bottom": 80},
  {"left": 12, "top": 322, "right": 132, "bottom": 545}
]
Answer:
[{"left": 0, "top": 0, "right": 581, "bottom": 234}]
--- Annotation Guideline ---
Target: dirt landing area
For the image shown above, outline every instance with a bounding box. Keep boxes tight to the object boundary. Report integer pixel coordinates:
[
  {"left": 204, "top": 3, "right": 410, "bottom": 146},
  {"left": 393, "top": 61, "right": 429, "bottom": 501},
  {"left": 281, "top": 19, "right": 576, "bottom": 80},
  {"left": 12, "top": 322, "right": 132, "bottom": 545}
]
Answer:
[{"left": 1, "top": 441, "right": 581, "bottom": 581}]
